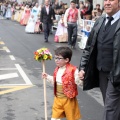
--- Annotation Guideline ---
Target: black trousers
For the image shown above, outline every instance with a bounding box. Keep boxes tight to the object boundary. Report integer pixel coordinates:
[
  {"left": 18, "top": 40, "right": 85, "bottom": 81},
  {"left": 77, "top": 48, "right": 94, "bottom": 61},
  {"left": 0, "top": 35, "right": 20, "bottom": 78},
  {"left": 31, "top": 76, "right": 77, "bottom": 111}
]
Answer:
[
  {"left": 67, "top": 23, "right": 77, "bottom": 46},
  {"left": 0, "top": 10, "right": 3, "bottom": 16},
  {"left": 99, "top": 71, "right": 120, "bottom": 120},
  {"left": 43, "top": 22, "right": 52, "bottom": 41}
]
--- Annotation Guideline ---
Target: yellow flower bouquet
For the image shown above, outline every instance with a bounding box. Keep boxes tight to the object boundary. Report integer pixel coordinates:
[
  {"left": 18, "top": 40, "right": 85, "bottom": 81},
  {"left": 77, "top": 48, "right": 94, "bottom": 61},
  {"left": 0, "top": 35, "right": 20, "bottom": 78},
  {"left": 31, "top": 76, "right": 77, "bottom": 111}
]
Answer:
[{"left": 34, "top": 48, "right": 52, "bottom": 62}]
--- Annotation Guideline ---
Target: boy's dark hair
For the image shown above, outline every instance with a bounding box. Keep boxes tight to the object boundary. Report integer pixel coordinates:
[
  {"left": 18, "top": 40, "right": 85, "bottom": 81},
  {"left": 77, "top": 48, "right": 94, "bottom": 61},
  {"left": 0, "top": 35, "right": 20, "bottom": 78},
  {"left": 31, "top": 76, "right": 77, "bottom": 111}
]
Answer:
[
  {"left": 71, "top": 1, "right": 76, "bottom": 4},
  {"left": 54, "top": 47, "right": 72, "bottom": 62}
]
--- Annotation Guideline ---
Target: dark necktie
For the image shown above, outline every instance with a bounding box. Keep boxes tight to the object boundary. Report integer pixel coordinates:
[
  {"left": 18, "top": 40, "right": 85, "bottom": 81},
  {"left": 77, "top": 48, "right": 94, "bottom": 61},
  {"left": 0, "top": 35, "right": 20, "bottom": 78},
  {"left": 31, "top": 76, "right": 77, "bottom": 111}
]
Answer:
[{"left": 105, "top": 17, "right": 114, "bottom": 30}]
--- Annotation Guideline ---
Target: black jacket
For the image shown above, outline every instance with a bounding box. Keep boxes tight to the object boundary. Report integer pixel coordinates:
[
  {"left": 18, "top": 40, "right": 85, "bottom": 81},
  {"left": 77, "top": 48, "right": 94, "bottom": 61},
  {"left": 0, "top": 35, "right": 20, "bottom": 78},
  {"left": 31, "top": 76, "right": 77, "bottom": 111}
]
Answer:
[
  {"left": 40, "top": 6, "right": 55, "bottom": 24},
  {"left": 79, "top": 15, "right": 120, "bottom": 91}
]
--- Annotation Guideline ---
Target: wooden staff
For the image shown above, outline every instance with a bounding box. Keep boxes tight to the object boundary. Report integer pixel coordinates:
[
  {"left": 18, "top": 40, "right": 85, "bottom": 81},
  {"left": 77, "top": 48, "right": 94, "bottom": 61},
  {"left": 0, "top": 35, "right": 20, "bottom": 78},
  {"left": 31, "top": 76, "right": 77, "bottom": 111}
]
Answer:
[{"left": 42, "top": 60, "right": 47, "bottom": 120}]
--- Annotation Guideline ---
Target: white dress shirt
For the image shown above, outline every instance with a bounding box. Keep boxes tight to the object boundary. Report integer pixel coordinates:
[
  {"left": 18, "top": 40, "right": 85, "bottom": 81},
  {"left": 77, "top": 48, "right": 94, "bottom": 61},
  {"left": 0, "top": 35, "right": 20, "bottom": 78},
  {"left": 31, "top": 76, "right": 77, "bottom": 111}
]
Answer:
[
  {"left": 105, "top": 10, "right": 120, "bottom": 25},
  {"left": 45, "top": 6, "right": 49, "bottom": 15},
  {"left": 46, "top": 66, "right": 83, "bottom": 86}
]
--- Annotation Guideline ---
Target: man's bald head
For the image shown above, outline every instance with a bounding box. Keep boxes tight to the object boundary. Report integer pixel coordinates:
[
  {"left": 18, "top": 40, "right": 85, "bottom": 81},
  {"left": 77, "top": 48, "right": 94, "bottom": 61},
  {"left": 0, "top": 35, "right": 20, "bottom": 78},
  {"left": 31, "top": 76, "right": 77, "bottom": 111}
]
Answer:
[{"left": 45, "top": 0, "right": 49, "bottom": 6}]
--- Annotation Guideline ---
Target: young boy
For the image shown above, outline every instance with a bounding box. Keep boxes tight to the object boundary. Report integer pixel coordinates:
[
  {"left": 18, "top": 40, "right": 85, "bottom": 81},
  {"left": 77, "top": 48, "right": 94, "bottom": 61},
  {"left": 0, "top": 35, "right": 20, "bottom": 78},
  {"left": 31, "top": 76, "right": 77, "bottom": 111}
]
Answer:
[
  {"left": 81, "top": 25, "right": 91, "bottom": 37},
  {"left": 42, "top": 47, "right": 82, "bottom": 120}
]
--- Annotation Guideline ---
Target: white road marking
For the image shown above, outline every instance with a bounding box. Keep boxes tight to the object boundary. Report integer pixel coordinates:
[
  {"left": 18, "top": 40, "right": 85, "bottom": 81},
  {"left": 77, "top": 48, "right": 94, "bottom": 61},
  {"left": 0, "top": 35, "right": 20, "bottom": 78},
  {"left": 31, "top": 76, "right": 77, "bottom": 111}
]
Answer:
[
  {"left": 14, "top": 24, "right": 19, "bottom": 25},
  {"left": 0, "top": 68, "right": 17, "bottom": 70},
  {"left": 15, "top": 64, "right": 33, "bottom": 85},
  {"left": 0, "top": 41, "right": 4, "bottom": 44},
  {"left": 79, "top": 86, "right": 104, "bottom": 106},
  {"left": 3, "top": 47, "right": 10, "bottom": 53},
  {"left": 87, "top": 89, "right": 104, "bottom": 106},
  {"left": 9, "top": 55, "right": 16, "bottom": 60},
  {"left": 0, "top": 73, "right": 19, "bottom": 80},
  {"left": 0, "top": 84, "right": 34, "bottom": 86},
  {"left": 0, "top": 49, "right": 4, "bottom": 50}
]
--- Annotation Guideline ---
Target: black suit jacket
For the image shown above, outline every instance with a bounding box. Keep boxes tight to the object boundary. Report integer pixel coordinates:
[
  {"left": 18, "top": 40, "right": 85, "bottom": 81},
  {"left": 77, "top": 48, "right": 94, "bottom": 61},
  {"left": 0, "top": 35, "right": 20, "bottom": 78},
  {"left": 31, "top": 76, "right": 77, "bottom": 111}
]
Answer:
[
  {"left": 79, "top": 15, "right": 120, "bottom": 91},
  {"left": 85, "top": 3, "right": 93, "bottom": 15},
  {"left": 40, "top": 6, "right": 55, "bottom": 24}
]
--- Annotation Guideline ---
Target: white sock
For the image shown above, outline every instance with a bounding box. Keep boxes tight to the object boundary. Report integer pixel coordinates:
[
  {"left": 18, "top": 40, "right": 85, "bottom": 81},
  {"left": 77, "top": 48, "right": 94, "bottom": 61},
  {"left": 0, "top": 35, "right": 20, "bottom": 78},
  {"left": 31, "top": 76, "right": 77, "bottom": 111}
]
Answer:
[{"left": 51, "top": 118, "right": 61, "bottom": 120}]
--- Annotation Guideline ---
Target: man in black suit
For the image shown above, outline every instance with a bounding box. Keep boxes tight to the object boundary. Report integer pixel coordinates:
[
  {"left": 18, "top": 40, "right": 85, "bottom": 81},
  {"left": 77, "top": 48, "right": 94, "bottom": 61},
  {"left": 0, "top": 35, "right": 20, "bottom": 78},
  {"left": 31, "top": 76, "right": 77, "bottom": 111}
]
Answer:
[
  {"left": 79, "top": 0, "right": 120, "bottom": 120},
  {"left": 40, "top": 0, "right": 55, "bottom": 42}
]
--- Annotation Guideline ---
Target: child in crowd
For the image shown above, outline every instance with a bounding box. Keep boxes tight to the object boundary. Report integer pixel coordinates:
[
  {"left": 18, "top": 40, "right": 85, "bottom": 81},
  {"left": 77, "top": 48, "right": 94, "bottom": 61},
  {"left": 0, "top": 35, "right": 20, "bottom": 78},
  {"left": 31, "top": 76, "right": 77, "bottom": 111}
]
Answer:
[
  {"left": 81, "top": 25, "right": 91, "bottom": 37},
  {"left": 34, "top": 17, "right": 41, "bottom": 33},
  {"left": 42, "top": 47, "right": 82, "bottom": 120},
  {"left": 79, "top": 25, "right": 91, "bottom": 49},
  {"left": 25, "top": 15, "right": 35, "bottom": 33},
  {"left": 54, "top": 15, "right": 68, "bottom": 42}
]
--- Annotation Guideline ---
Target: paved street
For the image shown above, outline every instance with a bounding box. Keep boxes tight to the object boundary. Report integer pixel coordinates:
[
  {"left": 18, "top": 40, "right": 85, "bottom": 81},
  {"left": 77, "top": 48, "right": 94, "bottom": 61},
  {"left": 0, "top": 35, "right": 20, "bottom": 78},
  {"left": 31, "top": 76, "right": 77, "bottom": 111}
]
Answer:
[{"left": 0, "top": 19, "right": 104, "bottom": 120}]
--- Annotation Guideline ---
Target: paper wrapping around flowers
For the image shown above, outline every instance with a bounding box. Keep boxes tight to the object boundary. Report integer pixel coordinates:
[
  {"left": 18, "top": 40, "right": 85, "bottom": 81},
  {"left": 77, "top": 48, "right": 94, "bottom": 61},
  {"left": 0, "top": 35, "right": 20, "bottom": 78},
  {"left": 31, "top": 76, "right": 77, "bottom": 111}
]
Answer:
[{"left": 34, "top": 48, "right": 52, "bottom": 62}]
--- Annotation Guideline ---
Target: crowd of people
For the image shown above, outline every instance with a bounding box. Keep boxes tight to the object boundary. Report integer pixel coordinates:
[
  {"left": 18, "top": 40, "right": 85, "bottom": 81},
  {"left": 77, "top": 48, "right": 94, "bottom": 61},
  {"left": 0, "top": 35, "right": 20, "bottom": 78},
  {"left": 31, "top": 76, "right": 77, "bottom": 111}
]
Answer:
[
  {"left": 0, "top": 0, "right": 104, "bottom": 34},
  {"left": 79, "top": 1, "right": 104, "bottom": 20},
  {"left": 0, "top": 0, "right": 106, "bottom": 49},
  {"left": 0, "top": 1, "right": 43, "bottom": 33},
  {"left": 0, "top": 0, "right": 106, "bottom": 50}
]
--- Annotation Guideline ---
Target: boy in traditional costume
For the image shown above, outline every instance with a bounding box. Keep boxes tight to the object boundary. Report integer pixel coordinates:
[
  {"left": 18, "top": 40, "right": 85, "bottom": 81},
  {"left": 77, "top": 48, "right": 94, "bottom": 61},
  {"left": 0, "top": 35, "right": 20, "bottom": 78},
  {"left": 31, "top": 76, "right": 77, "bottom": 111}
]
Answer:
[{"left": 42, "top": 47, "right": 82, "bottom": 120}]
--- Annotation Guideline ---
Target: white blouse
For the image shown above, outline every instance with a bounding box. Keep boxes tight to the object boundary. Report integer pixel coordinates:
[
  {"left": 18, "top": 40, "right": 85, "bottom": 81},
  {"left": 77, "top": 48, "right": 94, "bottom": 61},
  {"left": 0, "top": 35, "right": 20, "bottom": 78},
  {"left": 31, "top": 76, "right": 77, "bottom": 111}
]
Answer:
[{"left": 46, "top": 66, "right": 83, "bottom": 86}]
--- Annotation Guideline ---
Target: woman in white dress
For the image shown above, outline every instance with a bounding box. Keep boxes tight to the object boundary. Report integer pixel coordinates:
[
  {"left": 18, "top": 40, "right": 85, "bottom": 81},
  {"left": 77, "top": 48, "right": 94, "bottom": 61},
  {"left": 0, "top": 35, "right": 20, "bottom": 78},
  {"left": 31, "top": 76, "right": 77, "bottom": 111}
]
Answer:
[
  {"left": 25, "top": 15, "right": 36, "bottom": 33},
  {"left": 5, "top": 3, "right": 12, "bottom": 19}
]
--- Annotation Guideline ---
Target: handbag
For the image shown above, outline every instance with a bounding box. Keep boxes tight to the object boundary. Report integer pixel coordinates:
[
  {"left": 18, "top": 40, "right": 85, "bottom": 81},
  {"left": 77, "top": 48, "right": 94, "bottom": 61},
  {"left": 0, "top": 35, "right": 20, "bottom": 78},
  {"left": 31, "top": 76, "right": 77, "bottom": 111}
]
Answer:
[
  {"left": 58, "top": 25, "right": 68, "bottom": 42},
  {"left": 54, "top": 35, "right": 59, "bottom": 42},
  {"left": 58, "top": 33, "right": 68, "bottom": 42}
]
